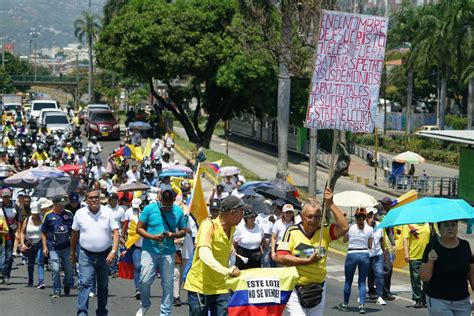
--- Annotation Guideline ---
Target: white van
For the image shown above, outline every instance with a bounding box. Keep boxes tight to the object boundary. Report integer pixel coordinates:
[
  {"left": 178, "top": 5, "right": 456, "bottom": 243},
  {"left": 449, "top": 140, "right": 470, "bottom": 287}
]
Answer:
[{"left": 30, "top": 100, "right": 59, "bottom": 120}]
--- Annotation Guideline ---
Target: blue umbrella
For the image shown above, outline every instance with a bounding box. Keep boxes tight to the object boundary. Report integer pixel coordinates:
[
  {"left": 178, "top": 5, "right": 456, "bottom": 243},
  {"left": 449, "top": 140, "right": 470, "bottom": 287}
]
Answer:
[
  {"left": 129, "top": 121, "right": 152, "bottom": 130},
  {"left": 378, "top": 197, "right": 474, "bottom": 229},
  {"left": 158, "top": 170, "right": 189, "bottom": 179}
]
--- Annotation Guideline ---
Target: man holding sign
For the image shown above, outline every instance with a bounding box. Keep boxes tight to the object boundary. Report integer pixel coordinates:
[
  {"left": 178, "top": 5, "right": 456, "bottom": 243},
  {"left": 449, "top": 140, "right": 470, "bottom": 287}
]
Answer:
[{"left": 275, "top": 188, "right": 348, "bottom": 315}]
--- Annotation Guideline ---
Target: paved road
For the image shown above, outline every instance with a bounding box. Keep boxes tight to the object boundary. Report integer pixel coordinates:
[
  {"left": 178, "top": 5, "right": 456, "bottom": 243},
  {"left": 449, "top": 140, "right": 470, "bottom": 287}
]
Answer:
[{"left": 0, "top": 254, "right": 428, "bottom": 316}]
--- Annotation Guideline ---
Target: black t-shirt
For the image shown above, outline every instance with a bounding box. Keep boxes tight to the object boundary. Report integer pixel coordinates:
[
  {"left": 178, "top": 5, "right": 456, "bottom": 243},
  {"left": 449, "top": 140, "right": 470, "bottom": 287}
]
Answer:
[
  {"left": 422, "top": 238, "right": 473, "bottom": 301},
  {"left": 65, "top": 203, "right": 81, "bottom": 216}
]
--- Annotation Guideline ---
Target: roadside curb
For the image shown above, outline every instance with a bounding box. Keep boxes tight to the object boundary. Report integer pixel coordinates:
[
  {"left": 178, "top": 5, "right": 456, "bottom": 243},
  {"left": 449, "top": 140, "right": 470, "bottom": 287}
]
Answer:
[{"left": 174, "top": 143, "right": 218, "bottom": 184}]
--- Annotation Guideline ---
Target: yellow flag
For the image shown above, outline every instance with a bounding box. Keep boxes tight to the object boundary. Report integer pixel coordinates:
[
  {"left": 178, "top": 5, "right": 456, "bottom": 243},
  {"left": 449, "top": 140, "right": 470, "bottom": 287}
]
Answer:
[
  {"left": 189, "top": 164, "right": 208, "bottom": 226},
  {"left": 125, "top": 220, "right": 140, "bottom": 249},
  {"left": 128, "top": 144, "right": 143, "bottom": 161},
  {"left": 143, "top": 138, "right": 152, "bottom": 158}
]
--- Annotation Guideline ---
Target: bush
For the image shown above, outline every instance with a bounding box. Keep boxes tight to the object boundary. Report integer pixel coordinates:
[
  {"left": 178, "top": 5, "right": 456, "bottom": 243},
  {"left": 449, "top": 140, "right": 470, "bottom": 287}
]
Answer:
[{"left": 445, "top": 114, "right": 467, "bottom": 130}]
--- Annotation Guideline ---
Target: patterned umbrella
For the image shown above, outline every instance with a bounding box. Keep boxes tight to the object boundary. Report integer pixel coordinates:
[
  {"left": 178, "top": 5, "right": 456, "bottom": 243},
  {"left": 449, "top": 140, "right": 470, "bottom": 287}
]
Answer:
[{"left": 3, "top": 166, "right": 67, "bottom": 189}]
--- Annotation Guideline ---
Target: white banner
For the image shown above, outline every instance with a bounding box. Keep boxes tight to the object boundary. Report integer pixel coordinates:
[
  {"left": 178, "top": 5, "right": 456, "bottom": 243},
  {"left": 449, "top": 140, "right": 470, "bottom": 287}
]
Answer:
[
  {"left": 246, "top": 278, "right": 281, "bottom": 304},
  {"left": 305, "top": 10, "right": 388, "bottom": 133}
]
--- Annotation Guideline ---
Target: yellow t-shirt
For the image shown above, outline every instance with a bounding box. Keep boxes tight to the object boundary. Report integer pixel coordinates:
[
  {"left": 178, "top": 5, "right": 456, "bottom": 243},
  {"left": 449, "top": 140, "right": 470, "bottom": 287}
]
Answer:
[
  {"left": 32, "top": 152, "right": 48, "bottom": 161},
  {"left": 0, "top": 217, "right": 9, "bottom": 247},
  {"left": 402, "top": 223, "right": 431, "bottom": 260},
  {"left": 277, "top": 223, "right": 337, "bottom": 285},
  {"left": 3, "top": 138, "right": 15, "bottom": 147},
  {"left": 184, "top": 217, "right": 235, "bottom": 295},
  {"left": 63, "top": 147, "right": 75, "bottom": 156}
]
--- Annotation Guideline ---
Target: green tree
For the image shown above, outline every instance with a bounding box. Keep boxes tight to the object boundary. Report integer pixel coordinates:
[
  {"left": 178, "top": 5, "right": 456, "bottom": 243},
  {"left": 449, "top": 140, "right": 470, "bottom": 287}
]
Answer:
[
  {"left": 0, "top": 69, "right": 14, "bottom": 93},
  {"left": 74, "top": 11, "right": 101, "bottom": 103},
  {"left": 96, "top": 0, "right": 276, "bottom": 147}
]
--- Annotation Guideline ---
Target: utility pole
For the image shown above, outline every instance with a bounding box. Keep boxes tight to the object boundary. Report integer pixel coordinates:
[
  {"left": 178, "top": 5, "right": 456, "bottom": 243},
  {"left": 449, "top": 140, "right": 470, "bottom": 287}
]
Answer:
[
  {"left": 30, "top": 31, "right": 39, "bottom": 82},
  {"left": 406, "top": 66, "right": 413, "bottom": 134},
  {"left": 75, "top": 52, "right": 80, "bottom": 111},
  {"left": 1, "top": 40, "right": 4, "bottom": 70}
]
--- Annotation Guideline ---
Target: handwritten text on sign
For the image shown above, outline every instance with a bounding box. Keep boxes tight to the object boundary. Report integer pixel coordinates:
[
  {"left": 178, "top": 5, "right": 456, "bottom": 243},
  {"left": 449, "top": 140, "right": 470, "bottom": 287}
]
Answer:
[
  {"left": 247, "top": 278, "right": 281, "bottom": 304},
  {"left": 305, "top": 11, "right": 388, "bottom": 132}
]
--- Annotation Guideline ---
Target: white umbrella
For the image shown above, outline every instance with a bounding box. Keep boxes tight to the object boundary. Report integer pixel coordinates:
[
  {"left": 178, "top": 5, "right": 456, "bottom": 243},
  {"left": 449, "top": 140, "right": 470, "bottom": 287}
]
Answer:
[
  {"left": 333, "top": 191, "right": 378, "bottom": 208},
  {"left": 219, "top": 166, "right": 241, "bottom": 177},
  {"left": 392, "top": 151, "right": 425, "bottom": 164}
]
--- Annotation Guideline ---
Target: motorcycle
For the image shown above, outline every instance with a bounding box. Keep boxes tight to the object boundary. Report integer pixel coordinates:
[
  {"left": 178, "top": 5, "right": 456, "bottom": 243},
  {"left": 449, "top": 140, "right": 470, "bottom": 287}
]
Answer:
[
  {"left": 88, "top": 149, "right": 101, "bottom": 167},
  {"left": 18, "top": 152, "right": 30, "bottom": 171},
  {"left": 6, "top": 147, "right": 16, "bottom": 165},
  {"left": 366, "top": 149, "right": 375, "bottom": 167},
  {"left": 72, "top": 136, "right": 83, "bottom": 151}
]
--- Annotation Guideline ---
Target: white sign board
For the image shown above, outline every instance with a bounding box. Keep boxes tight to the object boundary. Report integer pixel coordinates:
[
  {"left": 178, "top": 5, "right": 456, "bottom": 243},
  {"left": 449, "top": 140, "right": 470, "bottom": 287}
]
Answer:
[
  {"left": 246, "top": 278, "right": 281, "bottom": 304},
  {"left": 305, "top": 10, "right": 388, "bottom": 133}
]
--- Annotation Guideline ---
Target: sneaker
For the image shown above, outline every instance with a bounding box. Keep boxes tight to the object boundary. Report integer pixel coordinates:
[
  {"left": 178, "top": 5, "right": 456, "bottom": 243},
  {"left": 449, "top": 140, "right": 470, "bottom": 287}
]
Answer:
[
  {"left": 64, "top": 286, "right": 70, "bottom": 295},
  {"left": 5, "top": 277, "right": 10, "bottom": 285},
  {"left": 135, "top": 290, "right": 141, "bottom": 300},
  {"left": 359, "top": 305, "right": 366, "bottom": 314},
  {"left": 51, "top": 292, "right": 60, "bottom": 298},
  {"left": 376, "top": 297, "right": 387, "bottom": 305},
  {"left": 38, "top": 282, "right": 46, "bottom": 289},
  {"left": 337, "top": 303, "right": 349, "bottom": 312},
  {"left": 414, "top": 301, "right": 423, "bottom": 308},
  {"left": 26, "top": 282, "right": 33, "bottom": 287},
  {"left": 136, "top": 307, "right": 149, "bottom": 316},
  {"left": 383, "top": 293, "right": 395, "bottom": 301},
  {"left": 173, "top": 297, "right": 182, "bottom": 306},
  {"left": 368, "top": 293, "right": 377, "bottom": 300},
  {"left": 89, "top": 292, "right": 96, "bottom": 298}
]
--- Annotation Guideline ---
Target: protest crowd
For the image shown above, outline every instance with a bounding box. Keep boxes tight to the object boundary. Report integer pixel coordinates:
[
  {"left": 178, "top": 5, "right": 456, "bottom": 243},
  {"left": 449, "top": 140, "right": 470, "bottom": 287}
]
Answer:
[{"left": 0, "top": 118, "right": 472, "bottom": 316}]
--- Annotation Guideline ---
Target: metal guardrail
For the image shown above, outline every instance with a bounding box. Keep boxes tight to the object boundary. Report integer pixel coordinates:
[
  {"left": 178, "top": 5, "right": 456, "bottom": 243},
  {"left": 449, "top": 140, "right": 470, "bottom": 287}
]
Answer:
[
  {"left": 387, "top": 174, "right": 459, "bottom": 196},
  {"left": 351, "top": 144, "right": 390, "bottom": 169},
  {"left": 10, "top": 75, "right": 78, "bottom": 84}
]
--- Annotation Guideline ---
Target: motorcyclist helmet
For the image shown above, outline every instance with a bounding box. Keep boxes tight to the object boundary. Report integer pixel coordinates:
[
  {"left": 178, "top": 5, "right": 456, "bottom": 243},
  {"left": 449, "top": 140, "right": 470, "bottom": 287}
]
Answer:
[
  {"left": 37, "top": 145, "right": 44, "bottom": 152},
  {"left": 91, "top": 136, "right": 97, "bottom": 142}
]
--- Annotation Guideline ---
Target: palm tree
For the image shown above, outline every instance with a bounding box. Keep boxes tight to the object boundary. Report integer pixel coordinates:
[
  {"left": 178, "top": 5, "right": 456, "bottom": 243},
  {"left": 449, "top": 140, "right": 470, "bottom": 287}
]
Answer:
[{"left": 74, "top": 11, "right": 101, "bottom": 103}]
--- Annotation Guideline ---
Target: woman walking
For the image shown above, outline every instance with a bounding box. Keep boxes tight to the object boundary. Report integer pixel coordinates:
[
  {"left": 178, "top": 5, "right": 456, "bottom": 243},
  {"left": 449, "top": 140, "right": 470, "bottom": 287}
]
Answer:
[
  {"left": 20, "top": 201, "right": 45, "bottom": 288},
  {"left": 420, "top": 220, "right": 473, "bottom": 316},
  {"left": 271, "top": 204, "right": 295, "bottom": 259},
  {"left": 338, "top": 208, "right": 373, "bottom": 314},
  {"left": 233, "top": 207, "right": 265, "bottom": 270}
]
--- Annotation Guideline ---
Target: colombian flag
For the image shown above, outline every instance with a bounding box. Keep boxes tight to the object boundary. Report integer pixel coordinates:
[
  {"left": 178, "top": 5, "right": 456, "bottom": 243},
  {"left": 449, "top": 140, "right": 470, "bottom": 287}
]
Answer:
[
  {"left": 114, "top": 145, "right": 132, "bottom": 158},
  {"left": 205, "top": 159, "right": 222, "bottom": 175},
  {"left": 226, "top": 267, "right": 299, "bottom": 316},
  {"left": 187, "top": 163, "right": 208, "bottom": 226}
]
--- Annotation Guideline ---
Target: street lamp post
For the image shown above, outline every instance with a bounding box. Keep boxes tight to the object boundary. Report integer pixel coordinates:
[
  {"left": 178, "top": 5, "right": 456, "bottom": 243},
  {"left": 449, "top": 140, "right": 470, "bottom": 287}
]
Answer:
[{"left": 29, "top": 31, "right": 39, "bottom": 82}]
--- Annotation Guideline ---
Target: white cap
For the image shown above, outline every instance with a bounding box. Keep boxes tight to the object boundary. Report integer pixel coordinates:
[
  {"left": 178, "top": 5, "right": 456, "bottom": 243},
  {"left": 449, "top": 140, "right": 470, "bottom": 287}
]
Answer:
[
  {"left": 282, "top": 204, "right": 294, "bottom": 213},
  {"left": 367, "top": 207, "right": 378, "bottom": 215},
  {"left": 30, "top": 201, "right": 41, "bottom": 215},
  {"left": 132, "top": 198, "right": 142, "bottom": 208}
]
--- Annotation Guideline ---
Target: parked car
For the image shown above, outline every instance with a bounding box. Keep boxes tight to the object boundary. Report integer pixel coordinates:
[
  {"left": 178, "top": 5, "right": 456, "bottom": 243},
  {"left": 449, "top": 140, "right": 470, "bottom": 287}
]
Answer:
[
  {"left": 42, "top": 112, "right": 72, "bottom": 133},
  {"left": 85, "top": 110, "right": 120, "bottom": 140},
  {"left": 30, "top": 100, "right": 60, "bottom": 120},
  {"left": 417, "top": 125, "right": 440, "bottom": 132}
]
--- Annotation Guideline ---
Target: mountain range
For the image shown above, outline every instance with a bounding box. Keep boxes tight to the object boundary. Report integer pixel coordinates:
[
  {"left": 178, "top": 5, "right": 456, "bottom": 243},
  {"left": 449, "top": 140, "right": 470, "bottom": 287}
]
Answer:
[{"left": 0, "top": 0, "right": 105, "bottom": 55}]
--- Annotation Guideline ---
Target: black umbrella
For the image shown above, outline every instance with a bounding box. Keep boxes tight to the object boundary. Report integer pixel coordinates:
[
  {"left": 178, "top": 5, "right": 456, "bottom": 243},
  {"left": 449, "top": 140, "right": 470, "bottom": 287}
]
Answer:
[
  {"left": 242, "top": 196, "right": 273, "bottom": 215},
  {"left": 32, "top": 176, "right": 80, "bottom": 198},
  {"left": 254, "top": 187, "right": 301, "bottom": 209}
]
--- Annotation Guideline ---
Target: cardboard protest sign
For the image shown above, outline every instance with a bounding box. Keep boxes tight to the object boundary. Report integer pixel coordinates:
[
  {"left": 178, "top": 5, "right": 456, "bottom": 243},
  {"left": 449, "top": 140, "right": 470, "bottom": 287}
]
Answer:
[{"left": 305, "top": 10, "right": 388, "bottom": 132}]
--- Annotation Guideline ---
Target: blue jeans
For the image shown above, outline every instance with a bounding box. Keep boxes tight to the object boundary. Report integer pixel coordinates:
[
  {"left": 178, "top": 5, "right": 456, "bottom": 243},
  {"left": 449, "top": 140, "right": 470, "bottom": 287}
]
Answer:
[
  {"left": 139, "top": 250, "right": 174, "bottom": 315},
  {"left": 76, "top": 245, "right": 96, "bottom": 294},
  {"left": 49, "top": 247, "right": 74, "bottom": 294},
  {"left": 77, "top": 248, "right": 111, "bottom": 316},
  {"left": 131, "top": 246, "right": 142, "bottom": 290},
  {"left": 427, "top": 295, "right": 471, "bottom": 316},
  {"left": 188, "top": 291, "right": 230, "bottom": 316},
  {"left": 27, "top": 242, "right": 44, "bottom": 285},
  {"left": 344, "top": 252, "right": 370, "bottom": 305},
  {"left": 2, "top": 239, "right": 13, "bottom": 278},
  {"left": 368, "top": 254, "right": 384, "bottom": 298}
]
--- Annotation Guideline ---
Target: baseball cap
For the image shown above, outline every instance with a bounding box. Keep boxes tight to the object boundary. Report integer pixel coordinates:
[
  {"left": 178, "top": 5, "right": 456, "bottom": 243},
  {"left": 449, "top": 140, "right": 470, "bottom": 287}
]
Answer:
[
  {"left": 282, "top": 204, "right": 294, "bottom": 213},
  {"left": 30, "top": 201, "right": 41, "bottom": 215},
  {"left": 220, "top": 195, "right": 244, "bottom": 212},
  {"left": 2, "top": 189, "right": 12, "bottom": 197},
  {"left": 52, "top": 196, "right": 65, "bottom": 204},
  {"left": 69, "top": 192, "right": 80, "bottom": 202},
  {"left": 367, "top": 207, "right": 378, "bottom": 215},
  {"left": 132, "top": 198, "right": 142, "bottom": 208},
  {"left": 243, "top": 206, "right": 258, "bottom": 218},
  {"left": 209, "top": 199, "right": 221, "bottom": 211},
  {"left": 17, "top": 190, "right": 26, "bottom": 197}
]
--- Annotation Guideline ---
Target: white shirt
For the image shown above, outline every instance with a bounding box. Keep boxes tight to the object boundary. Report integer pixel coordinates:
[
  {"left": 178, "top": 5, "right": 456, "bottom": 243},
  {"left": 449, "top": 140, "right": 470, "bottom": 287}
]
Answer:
[
  {"left": 72, "top": 205, "right": 119, "bottom": 252},
  {"left": 107, "top": 204, "right": 125, "bottom": 234},
  {"left": 182, "top": 216, "right": 198, "bottom": 260},
  {"left": 347, "top": 223, "right": 374, "bottom": 253},
  {"left": 126, "top": 170, "right": 141, "bottom": 182},
  {"left": 124, "top": 207, "right": 142, "bottom": 247},
  {"left": 91, "top": 166, "right": 106, "bottom": 180},
  {"left": 256, "top": 213, "right": 273, "bottom": 236},
  {"left": 369, "top": 222, "right": 384, "bottom": 257},
  {"left": 206, "top": 191, "right": 229, "bottom": 204},
  {"left": 272, "top": 219, "right": 294, "bottom": 242},
  {"left": 231, "top": 189, "right": 245, "bottom": 199},
  {"left": 234, "top": 223, "right": 264, "bottom": 250},
  {"left": 87, "top": 142, "right": 102, "bottom": 153}
]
